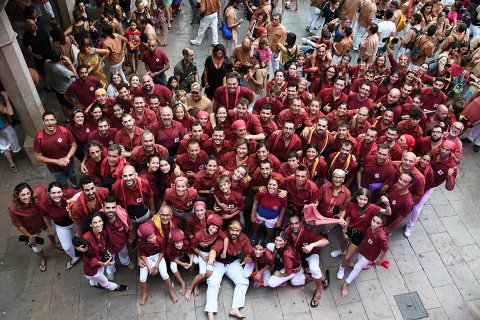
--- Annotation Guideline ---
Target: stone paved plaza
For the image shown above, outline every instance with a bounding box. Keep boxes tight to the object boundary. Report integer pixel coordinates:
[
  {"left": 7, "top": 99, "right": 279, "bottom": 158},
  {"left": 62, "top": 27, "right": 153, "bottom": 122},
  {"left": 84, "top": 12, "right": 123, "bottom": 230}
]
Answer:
[{"left": 1, "top": 1, "right": 480, "bottom": 319}]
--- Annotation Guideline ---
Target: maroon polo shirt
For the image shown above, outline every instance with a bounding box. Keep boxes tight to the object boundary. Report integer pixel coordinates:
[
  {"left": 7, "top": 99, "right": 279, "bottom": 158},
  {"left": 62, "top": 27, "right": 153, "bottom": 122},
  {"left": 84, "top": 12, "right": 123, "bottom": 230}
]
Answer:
[
  {"left": 151, "top": 120, "right": 184, "bottom": 150},
  {"left": 175, "top": 150, "right": 208, "bottom": 173},
  {"left": 317, "top": 88, "right": 348, "bottom": 110},
  {"left": 142, "top": 48, "right": 169, "bottom": 71},
  {"left": 213, "top": 86, "right": 255, "bottom": 110},
  {"left": 114, "top": 126, "right": 144, "bottom": 152},
  {"left": 277, "top": 109, "right": 313, "bottom": 130},
  {"left": 284, "top": 176, "right": 319, "bottom": 212},
  {"left": 138, "top": 84, "right": 173, "bottom": 107},
  {"left": 33, "top": 126, "right": 76, "bottom": 173},
  {"left": 88, "top": 128, "right": 118, "bottom": 147},
  {"left": 65, "top": 76, "right": 103, "bottom": 108}
]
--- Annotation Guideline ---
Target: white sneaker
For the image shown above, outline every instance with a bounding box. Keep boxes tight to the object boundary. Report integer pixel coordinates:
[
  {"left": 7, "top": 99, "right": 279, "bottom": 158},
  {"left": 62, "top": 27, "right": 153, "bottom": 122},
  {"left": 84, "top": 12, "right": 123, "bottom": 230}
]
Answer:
[
  {"left": 337, "top": 265, "right": 345, "bottom": 280},
  {"left": 190, "top": 39, "right": 201, "bottom": 45},
  {"left": 330, "top": 249, "right": 346, "bottom": 258},
  {"left": 404, "top": 226, "right": 413, "bottom": 238},
  {"left": 106, "top": 273, "right": 115, "bottom": 281}
]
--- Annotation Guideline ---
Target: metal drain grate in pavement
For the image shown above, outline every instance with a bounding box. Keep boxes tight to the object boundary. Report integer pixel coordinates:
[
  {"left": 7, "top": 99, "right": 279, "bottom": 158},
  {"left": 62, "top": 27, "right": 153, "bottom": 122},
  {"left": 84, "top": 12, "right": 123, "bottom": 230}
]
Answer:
[{"left": 394, "top": 292, "right": 428, "bottom": 320}]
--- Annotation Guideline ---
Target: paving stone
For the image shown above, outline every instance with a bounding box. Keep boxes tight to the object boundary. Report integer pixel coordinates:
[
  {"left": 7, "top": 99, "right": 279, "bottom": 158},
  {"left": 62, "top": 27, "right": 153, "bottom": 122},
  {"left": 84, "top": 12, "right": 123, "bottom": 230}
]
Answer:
[
  {"left": 336, "top": 301, "right": 368, "bottom": 320},
  {"left": 138, "top": 312, "right": 168, "bottom": 320},
  {"left": 459, "top": 244, "right": 480, "bottom": 281},
  {"left": 108, "top": 294, "right": 138, "bottom": 320},
  {"left": 386, "top": 295, "right": 404, "bottom": 320},
  {"left": 433, "top": 202, "right": 456, "bottom": 218},
  {"left": 0, "top": 236, "right": 32, "bottom": 272},
  {"left": 0, "top": 269, "right": 26, "bottom": 318},
  {"left": 403, "top": 271, "right": 441, "bottom": 309},
  {"left": 309, "top": 306, "right": 340, "bottom": 319},
  {"left": 165, "top": 294, "right": 197, "bottom": 320},
  {"left": 425, "top": 307, "right": 449, "bottom": 319},
  {"left": 450, "top": 200, "right": 480, "bottom": 228},
  {"left": 302, "top": 282, "right": 335, "bottom": 308},
  {"left": 17, "top": 284, "right": 52, "bottom": 320},
  {"left": 389, "top": 238, "right": 423, "bottom": 275},
  {"left": 440, "top": 216, "right": 476, "bottom": 246},
  {"left": 376, "top": 258, "right": 408, "bottom": 297},
  {"left": 137, "top": 280, "right": 167, "bottom": 315},
  {"left": 406, "top": 223, "right": 435, "bottom": 254},
  {"left": 356, "top": 279, "right": 394, "bottom": 320},
  {"left": 195, "top": 305, "right": 226, "bottom": 320},
  {"left": 78, "top": 277, "right": 109, "bottom": 319},
  {"left": 429, "top": 189, "right": 450, "bottom": 207},
  {"left": 434, "top": 285, "right": 475, "bottom": 320},
  {"left": 467, "top": 299, "right": 480, "bottom": 319},
  {"left": 469, "top": 227, "right": 480, "bottom": 246},
  {"left": 429, "top": 232, "right": 465, "bottom": 266},
  {"left": 446, "top": 263, "right": 480, "bottom": 301},
  {"left": 250, "top": 294, "right": 283, "bottom": 319},
  {"left": 283, "top": 312, "right": 313, "bottom": 320},
  {"left": 277, "top": 285, "right": 309, "bottom": 315},
  {"left": 330, "top": 278, "right": 362, "bottom": 306},
  {"left": 442, "top": 185, "right": 466, "bottom": 201},
  {"left": 418, "top": 204, "right": 446, "bottom": 235},
  {"left": 416, "top": 251, "right": 454, "bottom": 288}
]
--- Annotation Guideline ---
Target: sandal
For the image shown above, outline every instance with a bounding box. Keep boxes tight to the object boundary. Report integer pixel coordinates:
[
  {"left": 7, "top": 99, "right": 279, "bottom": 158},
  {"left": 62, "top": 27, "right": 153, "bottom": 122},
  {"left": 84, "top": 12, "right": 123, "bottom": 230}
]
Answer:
[
  {"left": 310, "top": 293, "right": 320, "bottom": 308},
  {"left": 39, "top": 262, "right": 47, "bottom": 272},
  {"left": 66, "top": 259, "right": 79, "bottom": 270},
  {"left": 322, "top": 269, "right": 330, "bottom": 288},
  {"left": 168, "top": 26, "right": 172, "bottom": 30},
  {"left": 160, "top": 42, "right": 168, "bottom": 47}
]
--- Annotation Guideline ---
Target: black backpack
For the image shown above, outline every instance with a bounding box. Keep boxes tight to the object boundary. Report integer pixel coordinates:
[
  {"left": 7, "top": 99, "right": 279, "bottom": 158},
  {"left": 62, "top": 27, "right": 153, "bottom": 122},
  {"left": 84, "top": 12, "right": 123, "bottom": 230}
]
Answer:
[{"left": 406, "top": 27, "right": 423, "bottom": 50}]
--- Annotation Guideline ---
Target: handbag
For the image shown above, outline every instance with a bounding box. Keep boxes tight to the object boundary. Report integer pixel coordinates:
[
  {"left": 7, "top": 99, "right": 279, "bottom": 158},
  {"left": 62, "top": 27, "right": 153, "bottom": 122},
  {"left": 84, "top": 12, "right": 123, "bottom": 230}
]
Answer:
[{"left": 221, "top": 21, "right": 233, "bottom": 40}]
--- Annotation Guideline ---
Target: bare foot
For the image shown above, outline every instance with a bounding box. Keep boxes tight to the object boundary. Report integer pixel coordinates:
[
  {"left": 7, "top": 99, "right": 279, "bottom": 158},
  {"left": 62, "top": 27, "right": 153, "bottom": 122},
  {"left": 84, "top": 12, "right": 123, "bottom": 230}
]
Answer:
[
  {"left": 341, "top": 283, "right": 349, "bottom": 298},
  {"left": 184, "top": 288, "right": 192, "bottom": 301},
  {"left": 179, "top": 282, "right": 186, "bottom": 295},
  {"left": 207, "top": 312, "right": 215, "bottom": 320},
  {"left": 193, "top": 285, "right": 200, "bottom": 296},
  {"left": 139, "top": 293, "right": 147, "bottom": 305},
  {"left": 229, "top": 308, "right": 246, "bottom": 319},
  {"left": 169, "top": 289, "right": 178, "bottom": 303}
]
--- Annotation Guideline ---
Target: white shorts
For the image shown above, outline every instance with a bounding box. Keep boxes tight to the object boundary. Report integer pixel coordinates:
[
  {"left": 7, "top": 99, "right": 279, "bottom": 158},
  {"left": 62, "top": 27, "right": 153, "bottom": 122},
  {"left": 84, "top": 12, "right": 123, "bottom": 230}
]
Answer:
[
  {"left": 254, "top": 212, "right": 278, "bottom": 229},
  {"left": 0, "top": 126, "right": 20, "bottom": 153}
]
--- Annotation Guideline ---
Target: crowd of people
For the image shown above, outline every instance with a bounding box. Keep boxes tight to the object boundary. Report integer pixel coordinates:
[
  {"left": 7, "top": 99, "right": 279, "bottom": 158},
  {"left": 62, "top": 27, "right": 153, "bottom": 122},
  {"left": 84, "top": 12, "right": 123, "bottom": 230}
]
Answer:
[{"left": 8, "top": 0, "right": 480, "bottom": 318}]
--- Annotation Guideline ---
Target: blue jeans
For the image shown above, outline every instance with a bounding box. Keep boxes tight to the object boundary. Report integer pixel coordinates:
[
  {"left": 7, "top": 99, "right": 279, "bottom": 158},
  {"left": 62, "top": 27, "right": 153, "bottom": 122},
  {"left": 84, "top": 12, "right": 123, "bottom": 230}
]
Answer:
[{"left": 51, "top": 164, "right": 76, "bottom": 186}]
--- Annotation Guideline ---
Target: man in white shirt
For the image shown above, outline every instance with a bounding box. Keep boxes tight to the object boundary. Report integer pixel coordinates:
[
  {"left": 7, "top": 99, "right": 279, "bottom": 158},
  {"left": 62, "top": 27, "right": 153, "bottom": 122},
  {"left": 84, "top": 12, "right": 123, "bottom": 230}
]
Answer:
[{"left": 377, "top": 9, "right": 396, "bottom": 53}]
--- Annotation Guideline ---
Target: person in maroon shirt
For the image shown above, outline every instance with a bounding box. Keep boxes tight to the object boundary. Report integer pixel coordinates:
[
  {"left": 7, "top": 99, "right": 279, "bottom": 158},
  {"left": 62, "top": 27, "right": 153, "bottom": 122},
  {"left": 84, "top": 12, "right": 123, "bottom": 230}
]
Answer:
[
  {"left": 266, "top": 121, "right": 303, "bottom": 162},
  {"left": 250, "top": 160, "right": 286, "bottom": 192},
  {"left": 88, "top": 117, "right": 117, "bottom": 147},
  {"left": 252, "top": 86, "right": 283, "bottom": 115},
  {"left": 193, "top": 156, "right": 223, "bottom": 200},
  {"left": 285, "top": 166, "right": 319, "bottom": 214},
  {"left": 178, "top": 122, "right": 209, "bottom": 154},
  {"left": 330, "top": 121, "right": 358, "bottom": 152},
  {"left": 281, "top": 82, "right": 304, "bottom": 112},
  {"left": 425, "top": 104, "right": 449, "bottom": 133},
  {"left": 34, "top": 112, "right": 78, "bottom": 186},
  {"left": 317, "top": 77, "right": 349, "bottom": 114},
  {"left": 115, "top": 84, "right": 134, "bottom": 113},
  {"left": 341, "top": 214, "right": 388, "bottom": 298},
  {"left": 143, "top": 39, "right": 170, "bottom": 85},
  {"left": 229, "top": 98, "right": 265, "bottom": 140},
  {"left": 139, "top": 154, "right": 162, "bottom": 208},
  {"left": 256, "top": 104, "right": 279, "bottom": 138},
  {"left": 414, "top": 125, "right": 444, "bottom": 156},
  {"left": 163, "top": 176, "right": 198, "bottom": 229},
  {"left": 112, "top": 165, "right": 154, "bottom": 225},
  {"left": 357, "top": 144, "right": 396, "bottom": 200},
  {"left": 354, "top": 127, "right": 378, "bottom": 163},
  {"left": 81, "top": 142, "right": 106, "bottom": 184},
  {"left": 38, "top": 182, "right": 80, "bottom": 269},
  {"left": 303, "top": 117, "right": 334, "bottom": 155},
  {"left": 277, "top": 96, "right": 313, "bottom": 135},
  {"left": 373, "top": 88, "right": 402, "bottom": 123},
  {"left": 384, "top": 172, "right": 414, "bottom": 235},
  {"left": 114, "top": 113, "right": 145, "bottom": 157},
  {"left": 102, "top": 196, "right": 134, "bottom": 280},
  {"left": 131, "top": 94, "right": 158, "bottom": 130},
  {"left": 430, "top": 140, "right": 457, "bottom": 191},
  {"left": 79, "top": 212, "right": 129, "bottom": 292},
  {"left": 349, "top": 70, "right": 378, "bottom": 100},
  {"left": 317, "top": 169, "right": 350, "bottom": 221},
  {"left": 138, "top": 74, "right": 174, "bottom": 107},
  {"left": 326, "top": 140, "right": 358, "bottom": 187},
  {"left": 325, "top": 103, "right": 357, "bottom": 132},
  {"left": 278, "top": 151, "right": 301, "bottom": 178},
  {"left": 212, "top": 72, "right": 255, "bottom": 111},
  {"left": 64, "top": 65, "right": 103, "bottom": 109},
  {"left": 378, "top": 125, "right": 402, "bottom": 158},
  {"left": 136, "top": 219, "right": 176, "bottom": 304},
  {"left": 213, "top": 175, "right": 246, "bottom": 225},
  {"left": 391, "top": 152, "right": 425, "bottom": 204},
  {"left": 371, "top": 109, "right": 394, "bottom": 138},
  {"left": 202, "top": 126, "right": 233, "bottom": 160},
  {"left": 421, "top": 78, "right": 447, "bottom": 112},
  {"left": 130, "top": 131, "right": 168, "bottom": 170},
  {"left": 151, "top": 106, "right": 184, "bottom": 156},
  {"left": 205, "top": 220, "right": 253, "bottom": 319},
  {"left": 301, "top": 143, "right": 328, "bottom": 184},
  {"left": 100, "top": 144, "right": 129, "bottom": 189},
  {"left": 71, "top": 176, "right": 110, "bottom": 231},
  {"left": 286, "top": 214, "right": 330, "bottom": 307},
  {"left": 334, "top": 189, "right": 391, "bottom": 280},
  {"left": 246, "top": 141, "right": 281, "bottom": 174},
  {"left": 346, "top": 82, "right": 374, "bottom": 115},
  {"left": 68, "top": 109, "right": 94, "bottom": 161},
  {"left": 166, "top": 229, "right": 194, "bottom": 296},
  {"left": 176, "top": 140, "right": 208, "bottom": 180},
  {"left": 348, "top": 106, "right": 372, "bottom": 138},
  {"left": 9, "top": 183, "right": 49, "bottom": 271},
  {"left": 397, "top": 107, "right": 424, "bottom": 140}
]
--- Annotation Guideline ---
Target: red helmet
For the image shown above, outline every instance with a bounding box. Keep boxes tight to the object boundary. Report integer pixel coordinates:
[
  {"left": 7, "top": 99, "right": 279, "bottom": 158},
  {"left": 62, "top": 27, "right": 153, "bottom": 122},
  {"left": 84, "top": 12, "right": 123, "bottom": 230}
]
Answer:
[
  {"left": 206, "top": 214, "right": 223, "bottom": 228},
  {"left": 168, "top": 228, "right": 185, "bottom": 243}
]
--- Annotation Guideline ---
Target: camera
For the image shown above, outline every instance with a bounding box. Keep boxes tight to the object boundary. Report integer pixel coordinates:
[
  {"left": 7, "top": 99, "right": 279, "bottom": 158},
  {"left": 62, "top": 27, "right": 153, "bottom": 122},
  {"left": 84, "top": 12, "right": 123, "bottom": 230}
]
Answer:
[
  {"left": 382, "top": 37, "right": 399, "bottom": 44},
  {"left": 101, "top": 249, "right": 112, "bottom": 263},
  {"left": 18, "top": 235, "right": 44, "bottom": 245}
]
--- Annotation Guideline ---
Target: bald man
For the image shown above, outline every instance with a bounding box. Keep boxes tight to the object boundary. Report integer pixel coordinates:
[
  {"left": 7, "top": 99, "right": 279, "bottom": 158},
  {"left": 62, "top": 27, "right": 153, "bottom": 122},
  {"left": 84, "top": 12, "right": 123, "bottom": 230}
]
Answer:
[
  {"left": 390, "top": 152, "right": 426, "bottom": 204},
  {"left": 425, "top": 104, "right": 449, "bottom": 133}
]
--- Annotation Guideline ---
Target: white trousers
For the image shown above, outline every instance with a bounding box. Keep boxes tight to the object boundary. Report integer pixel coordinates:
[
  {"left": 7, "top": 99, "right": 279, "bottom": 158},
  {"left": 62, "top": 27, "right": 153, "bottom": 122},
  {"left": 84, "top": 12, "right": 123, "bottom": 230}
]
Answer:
[
  {"left": 407, "top": 188, "right": 433, "bottom": 228},
  {"left": 267, "top": 267, "right": 305, "bottom": 287},
  {"left": 195, "top": 13, "right": 219, "bottom": 45},
  {"left": 197, "top": 250, "right": 214, "bottom": 274},
  {"left": 225, "top": 39, "right": 237, "bottom": 58},
  {"left": 332, "top": 54, "right": 342, "bottom": 65},
  {"left": 467, "top": 122, "right": 480, "bottom": 146},
  {"left": 205, "top": 260, "right": 249, "bottom": 313},
  {"left": 270, "top": 53, "right": 280, "bottom": 73},
  {"left": 34, "top": 1, "right": 55, "bottom": 19},
  {"left": 106, "top": 244, "right": 131, "bottom": 275},
  {"left": 306, "top": 7, "right": 323, "bottom": 32},
  {"left": 139, "top": 253, "right": 169, "bottom": 282},
  {"left": 54, "top": 223, "right": 78, "bottom": 261},
  {"left": 109, "top": 57, "right": 126, "bottom": 82},
  {"left": 86, "top": 266, "right": 118, "bottom": 290},
  {"left": 170, "top": 254, "right": 198, "bottom": 273},
  {"left": 471, "top": 25, "right": 480, "bottom": 38},
  {"left": 353, "top": 26, "right": 367, "bottom": 50},
  {"left": 29, "top": 233, "right": 44, "bottom": 253},
  {"left": 305, "top": 254, "right": 322, "bottom": 279},
  {"left": 243, "top": 261, "right": 272, "bottom": 286},
  {"left": 345, "top": 253, "right": 370, "bottom": 284}
]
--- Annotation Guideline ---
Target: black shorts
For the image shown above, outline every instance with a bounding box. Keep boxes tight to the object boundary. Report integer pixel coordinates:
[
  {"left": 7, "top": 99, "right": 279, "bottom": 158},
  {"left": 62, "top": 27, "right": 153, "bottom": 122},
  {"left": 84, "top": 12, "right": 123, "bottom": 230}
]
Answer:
[{"left": 346, "top": 228, "right": 365, "bottom": 246}]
